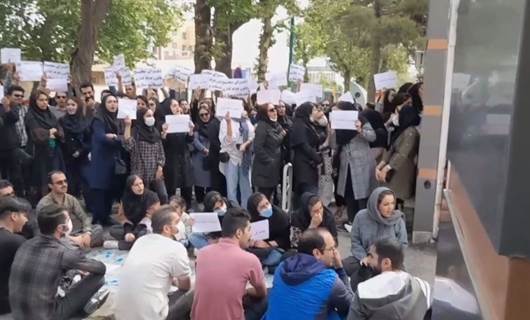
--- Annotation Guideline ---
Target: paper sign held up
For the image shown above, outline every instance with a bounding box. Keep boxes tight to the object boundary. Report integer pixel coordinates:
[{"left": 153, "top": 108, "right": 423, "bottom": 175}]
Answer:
[
  {"left": 373, "top": 71, "right": 398, "bottom": 91},
  {"left": 189, "top": 74, "right": 210, "bottom": 90},
  {"left": 251, "top": 220, "right": 269, "bottom": 241},
  {"left": 300, "top": 83, "right": 323, "bottom": 99},
  {"left": 1, "top": 48, "right": 21, "bottom": 64},
  {"left": 165, "top": 115, "right": 191, "bottom": 133},
  {"left": 134, "top": 68, "right": 164, "bottom": 88},
  {"left": 281, "top": 90, "right": 297, "bottom": 105},
  {"left": 47, "top": 78, "right": 68, "bottom": 93},
  {"left": 190, "top": 212, "right": 222, "bottom": 233},
  {"left": 43, "top": 62, "right": 70, "bottom": 79},
  {"left": 288, "top": 64, "right": 305, "bottom": 82},
  {"left": 216, "top": 98, "right": 244, "bottom": 119},
  {"left": 223, "top": 79, "right": 251, "bottom": 98},
  {"left": 117, "top": 98, "right": 137, "bottom": 120},
  {"left": 19, "top": 61, "right": 43, "bottom": 81},
  {"left": 330, "top": 110, "right": 358, "bottom": 130},
  {"left": 266, "top": 73, "right": 288, "bottom": 89},
  {"left": 257, "top": 89, "right": 281, "bottom": 105}
]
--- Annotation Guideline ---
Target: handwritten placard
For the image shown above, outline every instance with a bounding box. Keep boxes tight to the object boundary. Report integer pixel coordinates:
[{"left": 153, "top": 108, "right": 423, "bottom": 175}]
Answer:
[
  {"left": 280, "top": 90, "right": 297, "bottom": 105},
  {"left": 223, "top": 79, "right": 251, "bottom": 98},
  {"left": 257, "top": 89, "right": 281, "bottom": 105},
  {"left": 266, "top": 73, "right": 288, "bottom": 89},
  {"left": 295, "top": 92, "right": 317, "bottom": 106},
  {"left": 190, "top": 212, "right": 222, "bottom": 233},
  {"left": 373, "top": 71, "right": 398, "bottom": 90},
  {"left": 43, "top": 62, "right": 69, "bottom": 79},
  {"left": 165, "top": 114, "right": 191, "bottom": 133},
  {"left": 330, "top": 110, "right": 358, "bottom": 130},
  {"left": 251, "top": 220, "right": 269, "bottom": 241},
  {"left": 289, "top": 63, "right": 305, "bottom": 82},
  {"left": 18, "top": 61, "right": 43, "bottom": 81},
  {"left": 216, "top": 98, "right": 244, "bottom": 119},
  {"left": 1, "top": 48, "right": 21, "bottom": 64},
  {"left": 47, "top": 78, "right": 68, "bottom": 93},
  {"left": 168, "top": 66, "right": 193, "bottom": 83},
  {"left": 189, "top": 74, "right": 210, "bottom": 90},
  {"left": 134, "top": 67, "right": 164, "bottom": 88},
  {"left": 117, "top": 98, "right": 137, "bottom": 120},
  {"left": 113, "top": 54, "right": 126, "bottom": 71},
  {"left": 300, "top": 83, "right": 323, "bottom": 99},
  {"left": 338, "top": 92, "right": 355, "bottom": 103}
]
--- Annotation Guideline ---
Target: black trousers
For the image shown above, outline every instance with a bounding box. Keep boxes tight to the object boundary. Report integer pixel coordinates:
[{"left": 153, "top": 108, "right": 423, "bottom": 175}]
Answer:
[
  {"left": 53, "top": 273, "right": 105, "bottom": 320},
  {"left": 0, "top": 149, "right": 24, "bottom": 196},
  {"left": 344, "top": 170, "right": 367, "bottom": 222}
]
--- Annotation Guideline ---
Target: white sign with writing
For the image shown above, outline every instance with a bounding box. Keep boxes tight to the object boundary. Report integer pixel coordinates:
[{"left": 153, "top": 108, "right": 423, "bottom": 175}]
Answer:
[
  {"left": 373, "top": 71, "right": 398, "bottom": 90},
  {"left": 168, "top": 66, "right": 193, "bottom": 83},
  {"left": 251, "top": 220, "right": 269, "bottom": 241},
  {"left": 47, "top": 78, "right": 68, "bottom": 93},
  {"left": 18, "top": 61, "right": 43, "bottom": 81},
  {"left": 280, "top": 90, "right": 297, "bottom": 105},
  {"left": 295, "top": 92, "right": 317, "bottom": 106},
  {"left": 330, "top": 110, "right": 359, "bottom": 130},
  {"left": 113, "top": 54, "right": 126, "bottom": 71},
  {"left": 223, "top": 79, "right": 251, "bottom": 98},
  {"left": 289, "top": 63, "right": 305, "bottom": 82},
  {"left": 300, "top": 83, "right": 323, "bottom": 99},
  {"left": 216, "top": 98, "right": 244, "bottom": 119},
  {"left": 165, "top": 114, "right": 190, "bottom": 133},
  {"left": 190, "top": 212, "right": 222, "bottom": 233},
  {"left": 257, "top": 89, "right": 281, "bottom": 105},
  {"left": 134, "top": 67, "right": 164, "bottom": 88},
  {"left": 338, "top": 92, "right": 355, "bottom": 103},
  {"left": 266, "top": 73, "right": 288, "bottom": 89},
  {"left": 1, "top": 48, "right": 21, "bottom": 64},
  {"left": 104, "top": 68, "right": 118, "bottom": 87},
  {"left": 117, "top": 98, "right": 137, "bottom": 120},
  {"left": 43, "top": 62, "right": 69, "bottom": 79},
  {"left": 189, "top": 74, "right": 210, "bottom": 90}
]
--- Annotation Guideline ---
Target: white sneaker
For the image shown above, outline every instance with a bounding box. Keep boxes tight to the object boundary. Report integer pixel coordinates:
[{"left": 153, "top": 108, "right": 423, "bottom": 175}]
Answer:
[
  {"left": 344, "top": 224, "right": 352, "bottom": 233},
  {"left": 103, "top": 240, "right": 119, "bottom": 249}
]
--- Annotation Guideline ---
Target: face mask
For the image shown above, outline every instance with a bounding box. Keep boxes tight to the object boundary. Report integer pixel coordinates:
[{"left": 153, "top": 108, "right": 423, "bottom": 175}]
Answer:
[
  {"left": 391, "top": 114, "right": 399, "bottom": 127},
  {"left": 317, "top": 116, "right": 328, "bottom": 127},
  {"left": 145, "top": 117, "right": 155, "bottom": 127},
  {"left": 309, "top": 115, "right": 316, "bottom": 123},
  {"left": 215, "top": 204, "right": 227, "bottom": 216},
  {"left": 259, "top": 205, "right": 273, "bottom": 218}
]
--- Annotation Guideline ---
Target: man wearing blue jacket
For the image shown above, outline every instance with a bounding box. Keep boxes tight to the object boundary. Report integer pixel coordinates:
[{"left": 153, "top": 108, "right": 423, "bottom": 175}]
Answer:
[{"left": 264, "top": 228, "right": 353, "bottom": 320}]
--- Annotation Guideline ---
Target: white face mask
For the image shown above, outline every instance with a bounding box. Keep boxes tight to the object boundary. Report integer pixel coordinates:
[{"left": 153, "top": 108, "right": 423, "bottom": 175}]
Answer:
[
  {"left": 317, "top": 116, "right": 328, "bottom": 127},
  {"left": 391, "top": 114, "right": 399, "bottom": 127},
  {"left": 145, "top": 116, "right": 155, "bottom": 127}
]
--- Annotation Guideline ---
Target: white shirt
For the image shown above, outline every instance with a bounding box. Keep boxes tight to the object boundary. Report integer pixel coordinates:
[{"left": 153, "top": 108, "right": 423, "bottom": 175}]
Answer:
[
  {"left": 219, "top": 118, "right": 255, "bottom": 166},
  {"left": 115, "top": 233, "right": 191, "bottom": 320}
]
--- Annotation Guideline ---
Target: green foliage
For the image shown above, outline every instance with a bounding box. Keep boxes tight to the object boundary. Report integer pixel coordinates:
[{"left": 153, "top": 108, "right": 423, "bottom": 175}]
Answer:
[{"left": 0, "top": 0, "right": 182, "bottom": 65}]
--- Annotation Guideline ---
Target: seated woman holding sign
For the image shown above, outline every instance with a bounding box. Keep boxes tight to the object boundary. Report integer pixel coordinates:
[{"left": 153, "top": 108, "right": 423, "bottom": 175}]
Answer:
[{"left": 246, "top": 192, "right": 291, "bottom": 272}]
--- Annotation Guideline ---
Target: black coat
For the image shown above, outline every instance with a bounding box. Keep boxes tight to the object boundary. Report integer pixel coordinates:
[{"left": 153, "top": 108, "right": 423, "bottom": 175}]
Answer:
[
  {"left": 0, "top": 104, "right": 20, "bottom": 151},
  {"left": 252, "top": 120, "right": 285, "bottom": 188},
  {"left": 361, "top": 109, "right": 387, "bottom": 149},
  {"left": 290, "top": 119, "right": 322, "bottom": 187}
]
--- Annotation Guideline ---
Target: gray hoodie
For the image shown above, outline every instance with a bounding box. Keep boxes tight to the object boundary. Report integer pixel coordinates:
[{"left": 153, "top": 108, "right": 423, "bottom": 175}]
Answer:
[
  {"left": 347, "top": 271, "right": 431, "bottom": 320},
  {"left": 350, "top": 187, "right": 408, "bottom": 261}
]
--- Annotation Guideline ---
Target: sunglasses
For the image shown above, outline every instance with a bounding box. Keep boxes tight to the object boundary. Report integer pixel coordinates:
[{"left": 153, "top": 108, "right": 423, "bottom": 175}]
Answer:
[
  {"left": 199, "top": 113, "right": 209, "bottom": 117},
  {"left": 267, "top": 108, "right": 276, "bottom": 113},
  {"left": 13, "top": 94, "right": 23, "bottom": 98},
  {"left": 56, "top": 96, "right": 67, "bottom": 99}
]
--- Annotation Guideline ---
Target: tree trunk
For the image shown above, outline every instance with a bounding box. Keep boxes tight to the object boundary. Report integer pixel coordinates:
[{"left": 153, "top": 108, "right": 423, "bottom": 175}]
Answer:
[
  {"left": 256, "top": 14, "right": 274, "bottom": 82},
  {"left": 368, "top": 0, "right": 383, "bottom": 102},
  {"left": 343, "top": 69, "right": 351, "bottom": 93},
  {"left": 70, "top": 0, "right": 111, "bottom": 95},
  {"left": 194, "top": 0, "right": 212, "bottom": 73},
  {"left": 213, "top": 19, "right": 245, "bottom": 77}
]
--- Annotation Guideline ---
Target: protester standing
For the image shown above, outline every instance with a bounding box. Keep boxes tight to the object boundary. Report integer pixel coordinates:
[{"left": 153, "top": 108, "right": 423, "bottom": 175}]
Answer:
[{"left": 192, "top": 104, "right": 213, "bottom": 205}]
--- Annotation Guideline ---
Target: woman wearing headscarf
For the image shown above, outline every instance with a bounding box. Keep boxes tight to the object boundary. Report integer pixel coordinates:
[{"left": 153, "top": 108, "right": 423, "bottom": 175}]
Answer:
[
  {"left": 290, "top": 102, "right": 323, "bottom": 201},
  {"left": 376, "top": 104, "right": 421, "bottom": 202},
  {"left": 84, "top": 94, "right": 125, "bottom": 225},
  {"left": 160, "top": 98, "right": 194, "bottom": 208},
  {"left": 276, "top": 101, "right": 293, "bottom": 169},
  {"left": 59, "top": 97, "right": 89, "bottom": 197},
  {"left": 379, "top": 89, "right": 397, "bottom": 122},
  {"left": 347, "top": 187, "right": 408, "bottom": 289},
  {"left": 335, "top": 101, "right": 376, "bottom": 224},
  {"left": 408, "top": 82, "right": 424, "bottom": 113},
  {"left": 123, "top": 108, "right": 167, "bottom": 204},
  {"left": 192, "top": 103, "right": 213, "bottom": 204},
  {"left": 290, "top": 192, "right": 337, "bottom": 248},
  {"left": 252, "top": 103, "right": 286, "bottom": 200},
  {"left": 247, "top": 192, "right": 291, "bottom": 271},
  {"left": 25, "top": 90, "right": 65, "bottom": 200}
]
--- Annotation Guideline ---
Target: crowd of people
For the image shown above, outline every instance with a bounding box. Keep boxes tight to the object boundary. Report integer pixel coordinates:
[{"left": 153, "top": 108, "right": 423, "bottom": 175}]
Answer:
[{"left": 0, "top": 62, "right": 429, "bottom": 320}]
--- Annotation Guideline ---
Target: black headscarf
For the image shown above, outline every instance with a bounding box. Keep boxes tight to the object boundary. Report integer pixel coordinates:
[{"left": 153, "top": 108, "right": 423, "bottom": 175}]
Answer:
[
  {"left": 134, "top": 108, "right": 160, "bottom": 144},
  {"left": 28, "top": 93, "right": 58, "bottom": 130},
  {"left": 122, "top": 175, "right": 160, "bottom": 225},
  {"left": 408, "top": 82, "right": 424, "bottom": 113},
  {"left": 247, "top": 192, "right": 291, "bottom": 250},
  {"left": 94, "top": 94, "right": 120, "bottom": 134},
  {"left": 291, "top": 192, "right": 337, "bottom": 240},
  {"left": 59, "top": 100, "right": 87, "bottom": 135},
  {"left": 257, "top": 104, "right": 283, "bottom": 130},
  {"left": 390, "top": 104, "right": 421, "bottom": 145},
  {"left": 196, "top": 106, "right": 212, "bottom": 138},
  {"left": 335, "top": 101, "right": 367, "bottom": 146},
  {"left": 290, "top": 102, "right": 318, "bottom": 148},
  {"left": 382, "top": 89, "right": 397, "bottom": 116}
]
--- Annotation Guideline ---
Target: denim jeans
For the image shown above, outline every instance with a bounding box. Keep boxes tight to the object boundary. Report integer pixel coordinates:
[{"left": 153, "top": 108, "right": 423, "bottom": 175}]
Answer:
[
  {"left": 189, "top": 233, "right": 209, "bottom": 250},
  {"left": 226, "top": 161, "right": 252, "bottom": 209}
]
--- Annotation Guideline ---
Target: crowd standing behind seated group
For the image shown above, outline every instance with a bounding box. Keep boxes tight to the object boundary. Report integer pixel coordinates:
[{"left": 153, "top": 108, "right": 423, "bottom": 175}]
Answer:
[{"left": 0, "top": 62, "right": 430, "bottom": 319}]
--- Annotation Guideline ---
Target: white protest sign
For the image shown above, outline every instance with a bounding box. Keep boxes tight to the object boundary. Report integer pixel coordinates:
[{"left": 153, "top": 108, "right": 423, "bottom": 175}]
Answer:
[
  {"left": 373, "top": 71, "right": 398, "bottom": 90},
  {"left": 289, "top": 63, "right": 305, "bottom": 82},
  {"left": 119, "top": 68, "right": 133, "bottom": 86},
  {"left": 295, "top": 91, "right": 317, "bottom": 106},
  {"left": 113, "top": 54, "right": 126, "bottom": 71},
  {"left": 165, "top": 114, "right": 190, "bottom": 133},
  {"left": 300, "top": 83, "right": 323, "bottom": 99},
  {"left": 43, "top": 62, "right": 69, "bottom": 79},
  {"left": 18, "top": 61, "right": 43, "bottom": 81},
  {"left": 223, "top": 79, "right": 251, "bottom": 98},
  {"left": 257, "top": 89, "right": 281, "bottom": 105},
  {"left": 251, "top": 220, "right": 270, "bottom": 241},
  {"left": 453, "top": 73, "right": 471, "bottom": 90},
  {"left": 201, "top": 69, "right": 229, "bottom": 91},
  {"left": 134, "top": 67, "right": 164, "bottom": 88},
  {"left": 104, "top": 68, "right": 118, "bottom": 87},
  {"left": 0, "top": 85, "right": 4, "bottom": 100},
  {"left": 248, "top": 78, "right": 259, "bottom": 93},
  {"left": 330, "top": 110, "right": 359, "bottom": 130},
  {"left": 117, "top": 98, "right": 137, "bottom": 119},
  {"left": 47, "top": 78, "right": 68, "bottom": 93},
  {"left": 1, "top": 48, "right": 21, "bottom": 64},
  {"left": 338, "top": 92, "right": 355, "bottom": 103},
  {"left": 216, "top": 98, "right": 244, "bottom": 119},
  {"left": 189, "top": 74, "right": 210, "bottom": 90},
  {"left": 280, "top": 90, "right": 297, "bottom": 105},
  {"left": 266, "top": 73, "right": 288, "bottom": 89},
  {"left": 190, "top": 212, "right": 222, "bottom": 233},
  {"left": 169, "top": 66, "right": 193, "bottom": 83}
]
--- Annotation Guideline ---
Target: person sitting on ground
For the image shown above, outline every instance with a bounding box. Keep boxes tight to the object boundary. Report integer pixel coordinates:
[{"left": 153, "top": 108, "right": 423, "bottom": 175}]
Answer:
[
  {"left": 0, "top": 197, "right": 29, "bottom": 316},
  {"left": 36, "top": 171, "right": 103, "bottom": 248},
  {"left": 347, "top": 187, "right": 408, "bottom": 290},
  {"left": 0, "top": 179, "right": 37, "bottom": 238},
  {"left": 290, "top": 192, "right": 338, "bottom": 248},
  {"left": 246, "top": 192, "right": 291, "bottom": 271},
  {"left": 188, "top": 190, "right": 238, "bottom": 249},
  {"left": 107, "top": 175, "right": 160, "bottom": 250},
  {"left": 9, "top": 203, "right": 107, "bottom": 320},
  {"left": 192, "top": 207, "right": 267, "bottom": 320},
  {"left": 115, "top": 205, "right": 193, "bottom": 320},
  {"left": 168, "top": 195, "right": 193, "bottom": 247},
  {"left": 264, "top": 228, "right": 352, "bottom": 320},
  {"left": 347, "top": 239, "right": 431, "bottom": 320}
]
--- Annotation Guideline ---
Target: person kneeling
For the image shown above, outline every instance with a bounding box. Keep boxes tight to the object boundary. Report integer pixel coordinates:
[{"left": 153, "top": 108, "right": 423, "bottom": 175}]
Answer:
[{"left": 9, "top": 204, "right": 107, "bottom": 320}]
